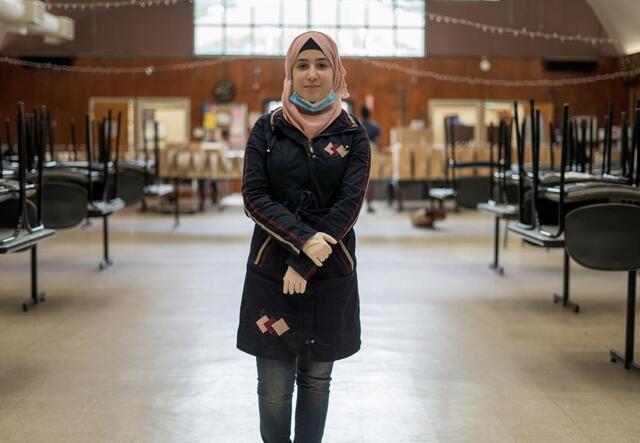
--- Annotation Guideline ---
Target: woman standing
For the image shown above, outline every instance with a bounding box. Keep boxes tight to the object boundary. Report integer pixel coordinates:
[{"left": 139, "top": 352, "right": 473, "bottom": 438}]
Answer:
[{"left": 237, "top": 31, "right": 371, "bottom": 443}]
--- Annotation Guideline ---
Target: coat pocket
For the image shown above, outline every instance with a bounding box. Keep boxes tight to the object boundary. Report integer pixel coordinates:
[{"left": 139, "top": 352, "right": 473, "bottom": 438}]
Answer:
[
  {"left": 337, "top": 240, "right": 354, "bottom": 273},
  {"left": 253, "top": 237, "right": 273, "bottom": 267},
  {"left": 239, "top": 269, "right": 305, "bottom": 356},
  {"left": 310, "top": 273, "right": 359, "bottom": 336}
]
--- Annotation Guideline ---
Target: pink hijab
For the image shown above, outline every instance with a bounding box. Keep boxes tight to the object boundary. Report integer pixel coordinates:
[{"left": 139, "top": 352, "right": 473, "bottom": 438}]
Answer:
[{"left": 281, "top": 31, "right": 350, "bottom": 140}]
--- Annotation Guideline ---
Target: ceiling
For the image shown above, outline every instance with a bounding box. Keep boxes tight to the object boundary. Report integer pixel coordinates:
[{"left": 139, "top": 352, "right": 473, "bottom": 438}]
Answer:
[{"left": 587, "top": 0, "right": 640, "bottom": 55}]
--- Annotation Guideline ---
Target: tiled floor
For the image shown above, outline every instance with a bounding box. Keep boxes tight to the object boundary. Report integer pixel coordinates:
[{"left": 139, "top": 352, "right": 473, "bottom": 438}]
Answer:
[{"left": 0, "top": 201, "right": 638, "bottom": 442}]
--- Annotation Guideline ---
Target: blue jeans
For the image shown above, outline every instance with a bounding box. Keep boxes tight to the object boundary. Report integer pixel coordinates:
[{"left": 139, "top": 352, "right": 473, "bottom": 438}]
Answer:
[{"left": 256, "top": 352, "right": 334, "bottom": 443}]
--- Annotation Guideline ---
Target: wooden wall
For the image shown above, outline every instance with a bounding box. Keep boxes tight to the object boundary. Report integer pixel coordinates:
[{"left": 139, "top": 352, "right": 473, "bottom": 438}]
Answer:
[
  {"left": 0, "top": 56, "right": 629, "bottom": 147},
  {"left": 426, "top": 0, "right": 617, "bottom": 57}
]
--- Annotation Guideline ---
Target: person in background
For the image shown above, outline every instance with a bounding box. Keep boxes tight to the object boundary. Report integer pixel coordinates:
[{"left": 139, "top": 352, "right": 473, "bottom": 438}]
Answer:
[
  {"left": 360, "top": 105, "right": 380, "bottom": 213},
  {"left": 207, "top": 129, "right": 231, "bottom": 205},
  {"left": 219, "top": 128, "right": 231, "bottom": 150}
]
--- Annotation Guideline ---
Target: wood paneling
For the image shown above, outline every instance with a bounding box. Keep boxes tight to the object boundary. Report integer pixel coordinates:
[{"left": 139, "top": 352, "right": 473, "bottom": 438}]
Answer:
[
  {"left": 427, "top": 0, "right": 617, "bottom": 57},
  {"left": 0, "top": 56, "right": 629, "bottom": 148}
]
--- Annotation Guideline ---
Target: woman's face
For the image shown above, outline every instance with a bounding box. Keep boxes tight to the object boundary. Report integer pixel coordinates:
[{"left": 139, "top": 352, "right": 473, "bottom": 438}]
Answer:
[{"left": 292, "top": 49, "right": 334, "bottom": 104}]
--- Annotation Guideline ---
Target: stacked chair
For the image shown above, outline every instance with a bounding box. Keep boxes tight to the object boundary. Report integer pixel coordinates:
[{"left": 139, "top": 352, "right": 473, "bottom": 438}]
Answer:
[
  {"left": 140, "top": 121, "right": 175, "bottom": 224},
  {"left": 474, "top": 98, "right": 640, "bottom": 372},
  {"left": 85, "top": 110, "right": 126, "bottom": 269},
  {"left": 41, "top": 109, "right": 125, "bottom": 270},
  {"left": 428, "top": 116, "right": 494, "bottom": 213},
  {"left": 477, "top": 119, "right": 519, "bottom": 275},
  {"left": 507, "top": 98, "right": 640, "bottom": 326},
  {"left": 561, "top": 102, "right": 640, "bottom": 372},
  {"left": 0, "top": 103, "right": 55, "bottom": 311}
]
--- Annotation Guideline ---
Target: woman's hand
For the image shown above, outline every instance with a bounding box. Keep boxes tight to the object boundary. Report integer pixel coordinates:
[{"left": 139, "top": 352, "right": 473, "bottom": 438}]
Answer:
[
  {"left": 302, "top": 232, "right": 337, "bottom": 266},
  {"left": 283, "top": 266, "right": 307, "bottom": 294}
]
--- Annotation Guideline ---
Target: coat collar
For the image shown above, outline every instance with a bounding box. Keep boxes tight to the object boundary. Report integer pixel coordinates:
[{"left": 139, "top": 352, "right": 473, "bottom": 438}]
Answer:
[{"left": 270, "top": 107, "right": 359, "bottom": 142}]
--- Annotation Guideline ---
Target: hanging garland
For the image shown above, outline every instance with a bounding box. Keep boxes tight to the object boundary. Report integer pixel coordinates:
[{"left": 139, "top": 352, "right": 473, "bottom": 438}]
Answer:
[
  {"left": 0, "top": 56, "right": 237, "bottom": 74},
  {"left": 361, "top": 59, "right": 640, "bottom": 87},
  {"left": 1, "top": 55, "right": 638, "bottom": 87},
  {"left": 426, "top": 11, "right": 616, "bottom": 46},
  {"left": 44, "top": 0, "right": 191, "bottom": 10}
]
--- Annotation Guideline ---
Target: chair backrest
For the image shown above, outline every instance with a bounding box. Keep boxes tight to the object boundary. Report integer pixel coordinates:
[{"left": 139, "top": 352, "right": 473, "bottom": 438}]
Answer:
[
  {"left": 565, "top": 203, "right": 640, "bottom": 271},
  {"left": 41, "top": 181, "right": 88, "bottom": 229}
]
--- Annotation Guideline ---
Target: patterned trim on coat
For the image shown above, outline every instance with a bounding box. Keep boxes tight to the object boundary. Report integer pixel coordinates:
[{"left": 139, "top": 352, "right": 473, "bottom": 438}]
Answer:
[
  {"left": 243, "top": 207, "right": 301, "bottom": 255},
  {"left": 254, "top": 237, "right": 273, "bottom": 266},
  {"left": 338, "top": 240, "right": 354, "bottom": 272}
]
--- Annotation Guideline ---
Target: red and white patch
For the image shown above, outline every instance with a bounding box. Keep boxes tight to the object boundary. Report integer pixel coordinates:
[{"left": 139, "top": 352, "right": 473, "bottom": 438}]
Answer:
[
  {"left": 271, "top": 319, "right": 290, "bottom": 336},
  {"left": 256, "top": 315, "right": 289, "bottom": 336},
  {"left": 324, "top": 143, "right": 348, "bottom": 158},
  {"left": 256, "top": 315, "right": 269, "bottom": 333}
]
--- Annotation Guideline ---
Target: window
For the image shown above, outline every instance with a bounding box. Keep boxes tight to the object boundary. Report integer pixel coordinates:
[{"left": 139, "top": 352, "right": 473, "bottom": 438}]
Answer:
[{"left": 194, "top": 0, "right": 425, "bottom": 57}]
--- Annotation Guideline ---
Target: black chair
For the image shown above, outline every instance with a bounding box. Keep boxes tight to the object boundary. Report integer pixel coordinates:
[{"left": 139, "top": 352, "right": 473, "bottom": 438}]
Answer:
[
  {"left": 38, "top": 109, "right": 133, "bottom": 269},
  {"left": 86, "top": 111, "right": 125, "bottom": 270},
  {"left": 508, "top": 102, "right": 578, "bottom": 311},
  {"left": 41, "top": 180, "right": 88, "bottom": 229},
  {"left": 565, "top": 203, "right": 640, "bottom": 372},
  {"left": 477, "top": 119, "right": 518, "bottom": 275},
  {"left": 46, "top": 110, "right": 125, "bottom": 267},
  {"left": 429, "top": 116, "right": 493, "bottom": 211},
  {"left": 141, "top": 120, "right": 174, "bottom": 213},
  {"left": 517, "top": 106, "right": 625, "bottom": 229},
  {"left": 510, "top": 99, "right": 640, "bottom": 314},
  {"left": 41, "top": 107, "right": 90, "bottom": 229},
  {"left": 0, "top": 103, "right": 55, "bottom": 311},
  {"left": 108, "top": 110, "right": 157, "bottom": 207}
]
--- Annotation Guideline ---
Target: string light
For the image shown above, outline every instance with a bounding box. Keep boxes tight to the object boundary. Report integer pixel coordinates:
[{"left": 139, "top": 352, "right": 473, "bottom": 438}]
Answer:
[
  {"left": 361, "top": 59, "right": 640, "bottom": 87},
  {"left": 1, "top": 55, "right": 638, "bottom": 87},
  {"left": 42, "top": 0, "right": 190, "bottom": 10},
  {"left": 0, "top": 56, "right": 238, "bottom": 74},
  {"left": 426, "top": 12, "right": 617, "bottom": 46}
]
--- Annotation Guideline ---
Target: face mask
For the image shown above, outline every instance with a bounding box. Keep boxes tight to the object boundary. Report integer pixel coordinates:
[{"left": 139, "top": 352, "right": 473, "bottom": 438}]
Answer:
[{"left": 290, "top": 90, "right": 337, "bottom": 113}]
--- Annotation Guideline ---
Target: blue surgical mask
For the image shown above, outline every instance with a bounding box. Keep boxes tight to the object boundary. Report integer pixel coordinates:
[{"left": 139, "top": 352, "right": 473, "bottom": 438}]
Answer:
[{"left": 290, "top": 90, "right": 337, "bottom": 113}]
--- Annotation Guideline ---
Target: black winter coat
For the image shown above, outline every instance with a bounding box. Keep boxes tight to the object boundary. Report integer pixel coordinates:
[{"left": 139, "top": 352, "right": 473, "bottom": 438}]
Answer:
[{"left": 236, "top": 108, "right": 371, "bottom": 362}]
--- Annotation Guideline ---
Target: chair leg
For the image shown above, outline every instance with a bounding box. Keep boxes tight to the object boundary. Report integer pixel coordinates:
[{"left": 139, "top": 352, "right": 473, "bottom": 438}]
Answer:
[
  {"left": 489, "top": 216, "right": 504, "bottom": 275},
  {"left": 173, "top": 178, "right": 180, "bottom": 229},
  {"left": 625, "top": 271, "right": 636, "bottom": 366},
  {"left": 553, "top": 249, "right": 580, "bottom": 313},
  {"left": 610, "top": 270, "right": 640, "bottom": 372},
  {"left": 392, "top": 181, "right": 403, "bottom": 212},
  {"left": 98, "top": 215, "right": 113, "bottom": 270},
  {"left": 23, "top": 245, "right": 45, "bottom": 311},
  {"left": 503, "top": 220, "right": 510, "bottom": 248}
]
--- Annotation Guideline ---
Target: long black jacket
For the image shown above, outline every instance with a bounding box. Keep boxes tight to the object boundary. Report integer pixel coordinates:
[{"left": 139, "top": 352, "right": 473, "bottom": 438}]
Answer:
[{"left": 236, "top": 108, "right": 371, "bottom": 362}]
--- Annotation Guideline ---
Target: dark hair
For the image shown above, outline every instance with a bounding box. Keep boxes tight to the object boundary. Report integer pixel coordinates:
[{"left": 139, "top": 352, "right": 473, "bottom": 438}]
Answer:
[
  {"left": 221, "top": 129, "right": 230, "bottom": 140},
  {"left": 360, "top": 105, "right": 370, "bottom": 120},
  {"left": 300, "top": 38, "right": 321, "bottom": 52}
]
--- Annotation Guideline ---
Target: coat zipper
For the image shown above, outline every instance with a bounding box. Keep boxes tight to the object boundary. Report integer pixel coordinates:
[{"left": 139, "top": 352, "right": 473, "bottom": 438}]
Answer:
[
  {"left": 307, "top": 139, "right": 315, "bottom": 159},
  {"left": 306, "top": 139, "right": 316, "bottom": 188}
]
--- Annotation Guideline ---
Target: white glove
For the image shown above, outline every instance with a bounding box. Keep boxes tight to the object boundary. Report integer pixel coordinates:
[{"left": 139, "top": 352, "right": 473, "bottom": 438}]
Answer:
[
  {"left": 302, "top": 232, "right": 337, "bottom": 266},
  {"left": 283, "top": 266, "right": 307, "bottom": 294}
]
